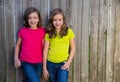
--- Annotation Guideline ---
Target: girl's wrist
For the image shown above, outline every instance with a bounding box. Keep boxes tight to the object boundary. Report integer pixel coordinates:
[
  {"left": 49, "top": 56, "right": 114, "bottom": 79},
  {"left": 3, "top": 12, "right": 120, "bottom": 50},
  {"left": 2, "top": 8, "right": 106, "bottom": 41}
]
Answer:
[
  {"left": 67, "top": 60, "right": 72, "bottom": 65},
  {"left": 14, "top": 57, "right": 19, "bottom": 60},
  {"left": 43, "top": 67, "right": 47, "bottom": 71},
  {"left": 43, "top": 65, "right": 47, "bottom": 69}
]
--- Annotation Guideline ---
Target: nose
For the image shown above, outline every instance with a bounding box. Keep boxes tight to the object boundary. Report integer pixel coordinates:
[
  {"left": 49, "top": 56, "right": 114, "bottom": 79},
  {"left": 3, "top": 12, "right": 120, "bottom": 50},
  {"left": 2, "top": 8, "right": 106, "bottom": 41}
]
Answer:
[
  {"left": 56, "top": 20, "right": 60, "bottom": 24},
  {"left": 31, "top": 18, "right": 35, "bottom": 21}
]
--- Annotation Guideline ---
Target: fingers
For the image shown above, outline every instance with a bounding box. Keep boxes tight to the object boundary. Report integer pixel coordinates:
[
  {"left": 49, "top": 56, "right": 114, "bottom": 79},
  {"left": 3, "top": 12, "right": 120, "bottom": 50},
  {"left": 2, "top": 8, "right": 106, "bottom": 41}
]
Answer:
[
  {"left": 66, "top": 68, "right": 69, "bottom": 71},
  {"left": 14, "top": 60, "right": 21, "bottom": 68},
  {"left": 61, "top": 62, "right": 70, "bottom": 70},
  {"left": 61, "top": 66, "right": 69, "bottom": 70},
  {"left": 42, "top": 70, "right": 49, "bottom": 80},
  {"left": 44, "top": 75, "right": 49, "bottom": 80},
  {"left": 15, "top": 63, "right": 20, "bottom": 68},
  {"left": 61, "top": 65, "right": 70, "bottom": 70},
  {"left": 43, "top": 73, "right": 49, "bottom": 80}
]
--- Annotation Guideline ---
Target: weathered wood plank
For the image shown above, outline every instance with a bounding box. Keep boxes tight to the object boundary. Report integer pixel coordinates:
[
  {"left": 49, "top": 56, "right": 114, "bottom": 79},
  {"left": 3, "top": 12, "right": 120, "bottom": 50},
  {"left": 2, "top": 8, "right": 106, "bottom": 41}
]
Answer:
[
  {"left": 106, "top": 0, "right": 115, "bottom": 82},
  {"left": 58, "top": 0, "right": 66, "bottom": 14},
  {"left": 65, "top": 0, "right": 75, "bottom": 82},
  {"left": 65, "top": 0, "right": 73, "bottom": 27},
  {"left": 14, "top": 0, "right": 23, "bottom": 82},
  {"left": 73, "top": 0, "right": 82, "bottom": 82},
  {"left": 4, "top": 0, "right": 16, "bottom": 82},
  {"left": 40, "top": 0, "right": 48, "bottom": 27},
  {"left": 0, "top": 0, "right": 5, "bottom": 82},
  {"left": 81, "top": 0, "right": 90, "bottom": 82},
  {"left": 113, "top": 0, "right": 120, "bottom": 82},
  {"left": 32, "top": 0, "right": 41, "bottom": 9},
  {"left": 97, "top": 0, "right": 107, "bottom": 82},
  {"left": 22, "top": 0, "right": 33, "bottom": 14},
  {"left": 49, "top": 0, "right": 59, "bottom": 11},
  {"left": 89, "top": 0, "right": 99, "bottom": 82}
]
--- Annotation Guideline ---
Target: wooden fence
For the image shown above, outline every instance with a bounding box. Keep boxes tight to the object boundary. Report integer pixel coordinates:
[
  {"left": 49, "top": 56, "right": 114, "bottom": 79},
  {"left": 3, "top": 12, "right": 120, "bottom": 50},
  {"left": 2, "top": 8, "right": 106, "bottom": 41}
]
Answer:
[{"left": 0, "top": 0, "right": 120, "bottom": 82}]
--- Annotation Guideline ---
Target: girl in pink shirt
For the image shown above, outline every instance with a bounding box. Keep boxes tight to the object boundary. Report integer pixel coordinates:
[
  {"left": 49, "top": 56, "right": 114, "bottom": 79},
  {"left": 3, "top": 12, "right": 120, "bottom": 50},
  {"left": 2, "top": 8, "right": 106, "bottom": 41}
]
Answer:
[{"left": 14, "top": 7, "right": 45, "bottom": 82}]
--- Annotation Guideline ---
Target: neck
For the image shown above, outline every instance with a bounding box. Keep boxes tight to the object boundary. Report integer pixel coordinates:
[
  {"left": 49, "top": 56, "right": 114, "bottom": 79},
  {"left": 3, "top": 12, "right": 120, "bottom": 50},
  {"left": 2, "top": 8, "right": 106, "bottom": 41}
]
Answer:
[
  {"left": 56, "top": 29, "right": 61, "bottom": 33},
  {"left": 30, "top": 27, "right": 37, "bottom": 29}
]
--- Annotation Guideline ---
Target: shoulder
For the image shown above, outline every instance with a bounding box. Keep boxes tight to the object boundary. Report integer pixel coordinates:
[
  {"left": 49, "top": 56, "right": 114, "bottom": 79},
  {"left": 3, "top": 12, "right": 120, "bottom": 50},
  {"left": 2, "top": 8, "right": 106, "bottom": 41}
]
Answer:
[
  {"left": 38, "top": 27, "right": 46, "bottom": 38},
  {"left": 39, "top": 27, "right": 45, "bottom": 32},
  {"left": 68, "top": 28, "right": 74, "bottom": 33},
  {"left": 39, "top": 27, "right": 46, "bottom": 35},
  {"left": 18, "top": 27, "right": 26, "bottom": 33},
  {"left": 45, "top": 33, "right": 49, "bottom": 37},
  {"left": 67, "top": 28, "right": 75, "bottom": 38},
  {"left": 19, "top": 27, "right": 27, "bottom": 31},
  {"left": 17, "top": 27, "right": 27, "bottom": 37},
  {"left": 45, "top": 33, "right": 49, "bottom": 39}
]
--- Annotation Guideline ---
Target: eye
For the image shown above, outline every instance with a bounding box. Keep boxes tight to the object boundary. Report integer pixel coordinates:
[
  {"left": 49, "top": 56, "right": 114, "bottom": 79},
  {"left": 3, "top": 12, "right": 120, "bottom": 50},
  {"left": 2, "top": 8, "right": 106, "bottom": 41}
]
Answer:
[
  {"left": 34, "top": 17, "right": 38, "bottom": 19},
  {"left": 59, "top": 19, "right": 62, "bottom": 21},
  {"left": 53, "top": 19, "right": 57, "bottom": 21}
]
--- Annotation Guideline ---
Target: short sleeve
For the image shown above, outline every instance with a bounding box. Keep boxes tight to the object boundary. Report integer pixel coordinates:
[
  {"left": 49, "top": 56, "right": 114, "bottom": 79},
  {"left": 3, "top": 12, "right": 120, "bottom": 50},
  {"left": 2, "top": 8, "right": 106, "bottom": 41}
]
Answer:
[
  {"left": 68, "top": 28, "right": 75, "bottom": 39},
  {"left": 18, "top": 28, "right": 23, "bottom": 38},
  {"left": 45, "top": 33, "right": 50, "bottom": 41},
  {"left": 41, "top": 28, "right": 45, "bottom": 39}
]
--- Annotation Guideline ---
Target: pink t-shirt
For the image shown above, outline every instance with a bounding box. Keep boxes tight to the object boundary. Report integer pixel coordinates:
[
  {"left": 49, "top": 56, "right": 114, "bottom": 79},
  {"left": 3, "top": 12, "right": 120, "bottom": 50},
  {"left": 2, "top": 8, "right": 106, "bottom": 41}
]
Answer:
[{"left": 18, "top": 27, "right": 45, "bottom": 63}]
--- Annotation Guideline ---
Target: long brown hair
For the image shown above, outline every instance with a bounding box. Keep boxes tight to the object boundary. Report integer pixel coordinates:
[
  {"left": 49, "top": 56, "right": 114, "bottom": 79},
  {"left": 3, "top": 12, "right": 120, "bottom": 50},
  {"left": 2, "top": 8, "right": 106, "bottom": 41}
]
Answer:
[
  {"left": 23, "top": 7, "right": 42, "bottom": 28},
  {"left": 46, "top": 8, "right": 68, "bottom": 38}
]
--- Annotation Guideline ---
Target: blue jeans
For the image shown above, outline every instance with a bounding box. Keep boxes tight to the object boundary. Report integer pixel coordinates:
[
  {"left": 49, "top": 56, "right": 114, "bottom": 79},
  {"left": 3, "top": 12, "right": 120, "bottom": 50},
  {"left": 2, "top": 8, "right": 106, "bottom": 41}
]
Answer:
[
  {"left": 47, "top": 61, "right": 69, "bottom": 82},
  {"left": 21, "top": 61, "right": 42, "bottom": 82}
]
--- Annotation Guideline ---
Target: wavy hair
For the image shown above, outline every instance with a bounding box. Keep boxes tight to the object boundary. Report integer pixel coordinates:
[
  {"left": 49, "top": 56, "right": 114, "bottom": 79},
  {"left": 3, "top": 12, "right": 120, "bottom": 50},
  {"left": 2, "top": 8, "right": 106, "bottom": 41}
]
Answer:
[
  {"left": 23, "top": 7, "right": 42, "bottom": 28},
  {"left": 46, "top": 8, "right": 68, "bottom": 38}
]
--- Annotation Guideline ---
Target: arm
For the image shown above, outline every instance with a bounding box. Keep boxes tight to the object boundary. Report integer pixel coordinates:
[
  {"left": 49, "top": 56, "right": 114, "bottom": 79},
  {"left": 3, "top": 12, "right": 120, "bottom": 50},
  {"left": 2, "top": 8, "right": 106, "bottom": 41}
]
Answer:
[
  {"left": 61, "top": 38, "right": 76, "bottom": 70},
  {"left": 67, "top": 38, "right": 76, "bottom": 64},
  {"left": 14, "top": 37, "right": 22, "bottom": 68},
  {"left": 43, "top": 40, "right": 50, "bottom": 80}
]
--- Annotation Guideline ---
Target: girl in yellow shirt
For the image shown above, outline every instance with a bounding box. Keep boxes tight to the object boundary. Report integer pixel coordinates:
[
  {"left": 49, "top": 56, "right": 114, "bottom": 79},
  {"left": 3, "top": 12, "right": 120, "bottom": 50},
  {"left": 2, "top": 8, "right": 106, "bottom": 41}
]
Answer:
[{"left": 43, "top": 8, "right": 76, "bottom": 82}]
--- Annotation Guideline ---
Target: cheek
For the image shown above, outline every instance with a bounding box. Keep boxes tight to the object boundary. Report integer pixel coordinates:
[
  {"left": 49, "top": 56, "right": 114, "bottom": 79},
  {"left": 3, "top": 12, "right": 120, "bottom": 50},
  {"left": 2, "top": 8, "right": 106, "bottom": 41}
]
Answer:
[
  {"left": 28, "top": 20, "right": 31, "bottom": 24},
  {"left": 60, "top": 21, "right": 63, "bottom": 24},
  {"left": 35, "top": 19, "right": 39, "bottom": 22},
  {"left": 52, "top": 21, "right": 56, "bottom": 25},
  {"left": 28, "top": 19, "right": 31, "bottom": 22}
]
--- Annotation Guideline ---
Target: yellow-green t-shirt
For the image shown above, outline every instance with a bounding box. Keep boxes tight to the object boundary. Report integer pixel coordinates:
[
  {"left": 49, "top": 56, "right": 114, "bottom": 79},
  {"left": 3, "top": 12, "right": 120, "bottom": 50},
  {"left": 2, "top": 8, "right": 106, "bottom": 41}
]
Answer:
[{"left": 45, "top": 28, "right": 75, "bottom": 63}]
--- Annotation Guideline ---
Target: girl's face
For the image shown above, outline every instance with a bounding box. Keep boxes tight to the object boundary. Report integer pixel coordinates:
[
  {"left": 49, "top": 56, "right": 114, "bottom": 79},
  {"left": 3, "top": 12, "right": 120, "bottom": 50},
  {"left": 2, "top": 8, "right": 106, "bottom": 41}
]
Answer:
[
  {"left": 28, "top": 12, "right": 39, "bottom": 28},
  {"left": 52, "top": 14, "right": 63, "bottom": 30}
]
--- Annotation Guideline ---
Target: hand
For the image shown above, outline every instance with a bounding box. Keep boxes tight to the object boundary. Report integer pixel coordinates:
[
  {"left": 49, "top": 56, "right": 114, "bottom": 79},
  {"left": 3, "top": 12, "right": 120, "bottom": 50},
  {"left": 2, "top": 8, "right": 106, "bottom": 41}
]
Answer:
[
  {"left": 14, "top": 58, "right": 21, "bottom": 68},
  {"left": 61, "top": 61, "right": 70, "bottom": 70},
  {"left": 42, "top": 68, "right": 49, "bottom": 80}
]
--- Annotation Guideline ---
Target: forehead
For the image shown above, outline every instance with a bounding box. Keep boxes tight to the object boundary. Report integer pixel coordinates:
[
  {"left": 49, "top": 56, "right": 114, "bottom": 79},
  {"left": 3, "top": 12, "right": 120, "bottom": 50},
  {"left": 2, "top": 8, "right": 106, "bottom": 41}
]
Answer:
[
  {"left": 53, "top": 14, "right": 63, "bottom": 19},
  {"left": 28, "top": 12, "right": 38, "bottom": 17}
]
